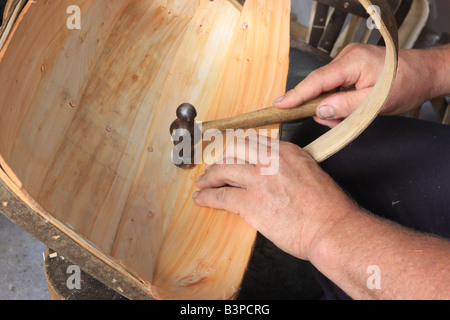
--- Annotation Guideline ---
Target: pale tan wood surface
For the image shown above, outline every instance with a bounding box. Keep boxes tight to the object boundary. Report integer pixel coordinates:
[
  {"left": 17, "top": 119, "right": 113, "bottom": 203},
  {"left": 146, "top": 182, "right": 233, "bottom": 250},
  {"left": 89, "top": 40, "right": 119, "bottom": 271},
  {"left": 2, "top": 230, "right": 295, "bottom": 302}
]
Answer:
[
  {"left": 136, "top": 0, "right": 290, "bottom": 299},
  {"left": 0, "top": 0, "right": 290, "bottom": 299},
  {"left": 0, "top": 0, "right": 397, "bottom": 299}
]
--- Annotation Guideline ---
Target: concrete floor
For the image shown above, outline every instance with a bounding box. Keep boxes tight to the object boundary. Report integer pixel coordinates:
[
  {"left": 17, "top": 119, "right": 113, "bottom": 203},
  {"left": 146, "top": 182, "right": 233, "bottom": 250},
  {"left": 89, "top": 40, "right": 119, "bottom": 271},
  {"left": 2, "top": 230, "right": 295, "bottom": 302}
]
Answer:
[
  {"left": 0, "top": 0, "right": 448, "bottom": 300},
  {"left": 0, "top": 213, "right": 49, "bottom": 299}
]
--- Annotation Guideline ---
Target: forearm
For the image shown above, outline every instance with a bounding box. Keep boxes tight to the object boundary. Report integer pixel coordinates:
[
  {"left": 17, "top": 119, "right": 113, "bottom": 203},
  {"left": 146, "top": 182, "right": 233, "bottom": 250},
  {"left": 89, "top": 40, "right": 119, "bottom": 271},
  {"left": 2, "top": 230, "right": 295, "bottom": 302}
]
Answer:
[
  {"left": 309, "top": 208, "right": 450, "bottom": 299},
  {"left": 387, "top": 45, "right": 450, "bottom": 116},
  {"left": 427, "top": 45, "right": 450, "bottom": 99}
]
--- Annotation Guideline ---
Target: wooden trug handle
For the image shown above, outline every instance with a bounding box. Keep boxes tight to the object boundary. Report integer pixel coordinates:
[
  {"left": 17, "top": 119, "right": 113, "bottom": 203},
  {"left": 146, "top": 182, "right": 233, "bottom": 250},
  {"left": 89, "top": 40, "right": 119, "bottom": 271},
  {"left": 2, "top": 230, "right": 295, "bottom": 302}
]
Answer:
[{"left": 201, "top": 91, "right": 337, "bottom": 132}]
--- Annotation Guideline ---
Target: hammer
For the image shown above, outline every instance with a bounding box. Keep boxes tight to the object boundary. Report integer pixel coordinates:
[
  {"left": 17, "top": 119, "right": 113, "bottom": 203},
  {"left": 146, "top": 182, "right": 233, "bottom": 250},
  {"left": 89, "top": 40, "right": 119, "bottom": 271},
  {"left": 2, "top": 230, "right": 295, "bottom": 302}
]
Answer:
[{"left": 170, "top": 91, "right": 340, "bottom": 168}]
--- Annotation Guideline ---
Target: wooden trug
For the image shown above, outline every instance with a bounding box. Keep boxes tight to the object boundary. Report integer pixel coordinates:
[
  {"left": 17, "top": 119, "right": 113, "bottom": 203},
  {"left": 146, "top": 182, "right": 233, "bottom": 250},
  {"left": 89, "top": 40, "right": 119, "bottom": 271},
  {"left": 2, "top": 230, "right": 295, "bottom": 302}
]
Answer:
[{"left": 0, "top": 0, "right": 398, "bottom": 299}]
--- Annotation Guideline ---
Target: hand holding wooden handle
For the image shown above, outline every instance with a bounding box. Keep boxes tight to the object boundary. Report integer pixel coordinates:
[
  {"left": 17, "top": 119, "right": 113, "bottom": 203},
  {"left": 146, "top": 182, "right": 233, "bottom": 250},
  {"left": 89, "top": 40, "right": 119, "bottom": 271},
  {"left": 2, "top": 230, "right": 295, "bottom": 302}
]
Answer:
[{"left": 201, "top": 91, "right": 340, "bottom": 132}]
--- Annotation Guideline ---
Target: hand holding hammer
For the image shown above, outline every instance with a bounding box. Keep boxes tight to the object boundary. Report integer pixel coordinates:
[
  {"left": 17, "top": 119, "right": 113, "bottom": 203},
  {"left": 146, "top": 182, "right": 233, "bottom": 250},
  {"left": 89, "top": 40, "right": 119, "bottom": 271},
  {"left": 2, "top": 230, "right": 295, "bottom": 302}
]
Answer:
[{"left": 170, "top": 90, "right": 347, "bottom": 168}]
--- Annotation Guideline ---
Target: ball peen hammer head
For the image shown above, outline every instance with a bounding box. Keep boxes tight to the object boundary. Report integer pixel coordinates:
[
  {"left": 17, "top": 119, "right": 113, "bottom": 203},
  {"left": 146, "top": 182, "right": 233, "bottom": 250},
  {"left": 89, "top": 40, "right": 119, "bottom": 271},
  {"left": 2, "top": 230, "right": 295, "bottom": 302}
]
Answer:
[{"left": 170, "top": 103, "right": 201, "bottom": 169}]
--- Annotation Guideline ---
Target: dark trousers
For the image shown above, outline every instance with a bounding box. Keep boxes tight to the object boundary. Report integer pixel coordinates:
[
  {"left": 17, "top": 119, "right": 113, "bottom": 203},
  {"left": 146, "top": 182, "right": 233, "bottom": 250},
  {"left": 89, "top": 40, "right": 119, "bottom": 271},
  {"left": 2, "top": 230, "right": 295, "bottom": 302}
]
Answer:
[{"left": 286, "top": 116, "right": 450, "bottom": 299}]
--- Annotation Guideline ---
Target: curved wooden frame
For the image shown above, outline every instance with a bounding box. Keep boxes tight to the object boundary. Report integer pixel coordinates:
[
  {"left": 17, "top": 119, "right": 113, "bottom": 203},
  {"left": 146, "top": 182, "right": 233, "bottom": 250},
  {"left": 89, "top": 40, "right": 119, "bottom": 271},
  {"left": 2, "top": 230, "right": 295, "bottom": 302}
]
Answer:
[
  {"left": 305, "top": 0, "right": 398, "bottom": 162},
  {"left": 0, "top": 0, "right": 398, "bottom": 300}
]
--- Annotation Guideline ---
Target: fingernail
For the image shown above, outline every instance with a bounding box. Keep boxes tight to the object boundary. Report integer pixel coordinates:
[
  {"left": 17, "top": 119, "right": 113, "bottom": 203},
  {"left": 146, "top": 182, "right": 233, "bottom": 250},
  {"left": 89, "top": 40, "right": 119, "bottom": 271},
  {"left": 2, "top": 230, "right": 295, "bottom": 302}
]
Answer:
[
  {"left": 273, "top": 95, "right": 286, "bottom": 104},
  {"left": 318, "top": 105, "right": 335, "bottom": 119},
  {"left": 193, "top": 191, "right": 199, "bottom": 199}
]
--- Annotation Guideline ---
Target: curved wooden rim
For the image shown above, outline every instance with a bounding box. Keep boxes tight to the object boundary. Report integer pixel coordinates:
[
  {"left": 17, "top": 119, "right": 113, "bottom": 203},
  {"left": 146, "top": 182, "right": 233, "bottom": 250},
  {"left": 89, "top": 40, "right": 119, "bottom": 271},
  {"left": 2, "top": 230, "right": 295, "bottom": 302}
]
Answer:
[{"left": 304, "top": 0, "right": 399, "bottom": 162}]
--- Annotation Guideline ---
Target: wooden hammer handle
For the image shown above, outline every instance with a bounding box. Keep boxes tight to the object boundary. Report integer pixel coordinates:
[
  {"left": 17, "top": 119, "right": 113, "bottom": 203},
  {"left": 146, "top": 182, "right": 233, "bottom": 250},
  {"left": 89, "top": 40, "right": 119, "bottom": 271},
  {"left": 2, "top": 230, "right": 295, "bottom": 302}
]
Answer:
[{"left": 201, "top": 91, "right": 338, "bottom": 132}]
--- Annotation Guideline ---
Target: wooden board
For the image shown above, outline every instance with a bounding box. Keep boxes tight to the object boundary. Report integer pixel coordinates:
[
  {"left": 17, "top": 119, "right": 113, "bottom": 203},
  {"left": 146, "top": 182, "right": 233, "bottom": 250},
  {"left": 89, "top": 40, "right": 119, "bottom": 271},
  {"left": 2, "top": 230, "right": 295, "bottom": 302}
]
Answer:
[
  {"left": 0, "top": 0, "right": 290, "bottom": 300},
  {"left": 0, "top": 0, "right": 398, "bottom": 300}
]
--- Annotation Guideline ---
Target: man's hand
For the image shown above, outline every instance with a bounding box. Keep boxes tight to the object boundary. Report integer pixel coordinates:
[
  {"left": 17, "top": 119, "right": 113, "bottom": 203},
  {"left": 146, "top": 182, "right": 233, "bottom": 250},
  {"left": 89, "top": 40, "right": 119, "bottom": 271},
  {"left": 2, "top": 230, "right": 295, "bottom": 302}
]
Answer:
[
  {"left": 193, "top": 136, "right": 450, "bottom": 299},
  {"left": 191, "top": 44, "right": 450, "bottom": 299},
  {"left": 193, "top": 137, "right": 359, "bottom": 261},
  {"left": 273, "top": 43, "right": 450, "bottom": 128}
]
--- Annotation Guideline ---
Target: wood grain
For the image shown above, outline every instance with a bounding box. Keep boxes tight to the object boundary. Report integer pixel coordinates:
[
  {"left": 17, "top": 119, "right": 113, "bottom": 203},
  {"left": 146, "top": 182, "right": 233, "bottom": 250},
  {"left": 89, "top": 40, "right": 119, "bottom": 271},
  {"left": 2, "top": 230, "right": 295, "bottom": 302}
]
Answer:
[
  {"left": 0, "top": 0, "right": 289, "bottom": 300},
  {"left": 0, "top": 0, "right": 398, "bottom": 300}
]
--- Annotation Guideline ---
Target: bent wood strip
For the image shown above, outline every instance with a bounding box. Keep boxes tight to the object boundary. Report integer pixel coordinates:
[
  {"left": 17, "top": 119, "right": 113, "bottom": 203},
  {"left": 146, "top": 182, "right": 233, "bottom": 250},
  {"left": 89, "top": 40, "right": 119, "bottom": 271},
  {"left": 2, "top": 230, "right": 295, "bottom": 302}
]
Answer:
[{"left": 304, "top": 0, "right": 398, "bottom": 162}]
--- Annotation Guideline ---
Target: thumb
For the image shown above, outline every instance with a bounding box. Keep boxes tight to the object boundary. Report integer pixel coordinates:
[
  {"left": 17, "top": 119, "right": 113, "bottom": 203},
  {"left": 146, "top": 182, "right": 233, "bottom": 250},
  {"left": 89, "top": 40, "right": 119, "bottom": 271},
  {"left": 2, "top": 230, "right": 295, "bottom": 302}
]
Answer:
[{"left": 316, "top": 88, "right": 372, "bottom": 123}]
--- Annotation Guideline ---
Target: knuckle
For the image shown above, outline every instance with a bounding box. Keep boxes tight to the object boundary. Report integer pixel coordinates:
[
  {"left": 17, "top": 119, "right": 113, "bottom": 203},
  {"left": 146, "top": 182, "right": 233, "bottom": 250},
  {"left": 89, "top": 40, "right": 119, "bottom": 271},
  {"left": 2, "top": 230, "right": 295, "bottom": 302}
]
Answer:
[
  {"left": 306, "top": 67, "right": 324, "bottom": 82},
  {"left": 215, "top": 188, "right": 228, "bottom": 202},
  {"left": 344, "top": 42, "right": 360, "bottom": 51},
  {"left": 277, "top": 142, "right": 302, "bottom": 166},
  {"left": 346, "top": 43, "right": 371, "bottom": 59},
  {"left": 337, "top": 43, "right": 365, "bottom": 62},
  {"left": 345, "top": 42, "right": 364, "bottom": 53},
  {"left": 281, "top": 141, "right": 301, "bottom": 154}
]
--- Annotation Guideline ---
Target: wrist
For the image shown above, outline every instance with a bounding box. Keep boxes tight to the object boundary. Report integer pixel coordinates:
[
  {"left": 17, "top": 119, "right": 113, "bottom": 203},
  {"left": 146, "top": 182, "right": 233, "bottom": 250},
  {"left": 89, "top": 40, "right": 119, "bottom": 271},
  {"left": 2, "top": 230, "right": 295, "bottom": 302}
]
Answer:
[
  {"left": 306, "top": 203, "right": 365, "bottom": 265},
  {"left": 426, "top": 45, "right": 450, "bottom": 99},
  {"left": 390, "top": 46, "right": 450, "bottom": 116}
]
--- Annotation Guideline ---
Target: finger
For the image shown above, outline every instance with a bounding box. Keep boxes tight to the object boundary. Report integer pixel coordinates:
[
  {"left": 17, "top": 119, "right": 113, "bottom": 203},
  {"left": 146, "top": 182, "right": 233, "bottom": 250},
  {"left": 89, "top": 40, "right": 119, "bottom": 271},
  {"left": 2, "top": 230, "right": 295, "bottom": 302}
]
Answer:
[
  {"left": 196, "top": 162, "right": 257, "bottom": 190},
  {"left": 316, "top": 87, "right": 372, "bottom": 121},
  {"left": 193, "top": 186, "right": 245, "bottom": 214},
  {"left": 313, "top": 116, "right": 342, "bottom": 128}
]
